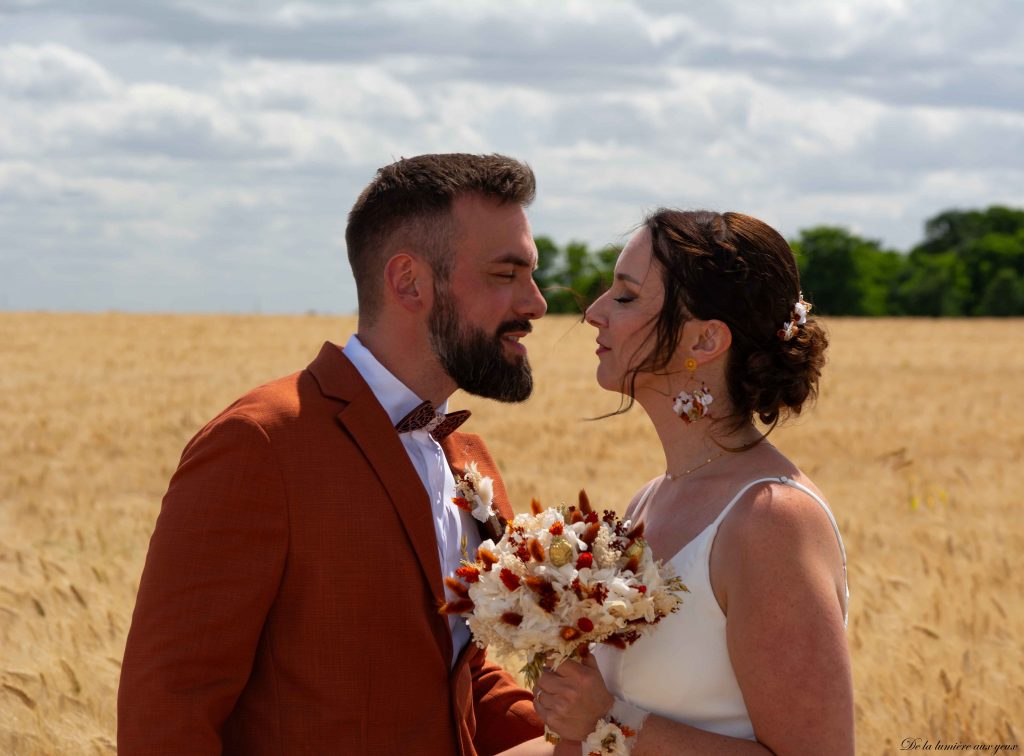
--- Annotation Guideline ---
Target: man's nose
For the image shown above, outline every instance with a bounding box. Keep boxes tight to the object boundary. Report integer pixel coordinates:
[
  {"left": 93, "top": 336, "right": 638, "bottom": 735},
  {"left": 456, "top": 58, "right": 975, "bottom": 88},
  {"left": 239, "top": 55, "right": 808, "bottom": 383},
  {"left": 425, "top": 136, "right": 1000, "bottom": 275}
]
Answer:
[{"left": 518, "top": 276, "right": 548, "bottom": 319}]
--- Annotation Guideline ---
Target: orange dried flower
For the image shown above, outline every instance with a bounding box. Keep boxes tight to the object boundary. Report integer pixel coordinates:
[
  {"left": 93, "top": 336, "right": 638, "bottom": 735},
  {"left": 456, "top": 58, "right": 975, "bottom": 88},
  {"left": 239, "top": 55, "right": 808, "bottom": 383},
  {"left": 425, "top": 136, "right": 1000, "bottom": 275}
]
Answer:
[
  {"left": 528, "top": 538, "right": 545, "bottom": 563},
  {"left": 444, "top": 577, "right": 469, "bottom": 598},
  {"left": 549, "top": 521, "right": 564, "bottom": 535},
  {"left": 570, "top": 509, "right": 585, "bottom": 524},
  {"left": 524, "top": 575, "right": 548, "bottom": 591},
  {"left": 581, "top": 522, "right": 600, "bottom": 545},
  {"left": 452, "top": 496, "right": 473, "bottom": 513},
  {"left": 578, "top": 489, "right": 593, "bottom": 515},
  {"left": 626, "top": 521, "right": 645, "bottom": 540},
  {"left": 560, "top": 626, "right": 582, "bottom": 641},
  {"left": 477, "top": 547, "right": 498, "bottom": 571},
  {"left": 530, "top": 497, "right": 543, "bottom": 515},
  {"left": 624, "top": 555, "right": 640, "bottom": 574},
  {"left": 439, "top": 598, "right": 474, "bottom": 615},
  {"left": 620, "top": 725, "right": 637, "bottom": 738}
]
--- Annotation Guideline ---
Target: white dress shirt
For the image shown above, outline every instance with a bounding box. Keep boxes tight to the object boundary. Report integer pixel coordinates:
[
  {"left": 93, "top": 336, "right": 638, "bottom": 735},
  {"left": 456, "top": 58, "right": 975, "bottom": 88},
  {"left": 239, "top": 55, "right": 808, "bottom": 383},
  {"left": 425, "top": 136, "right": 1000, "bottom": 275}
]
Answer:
[{"left": 343, "top": 334, "right": 480, "bottom": 667}]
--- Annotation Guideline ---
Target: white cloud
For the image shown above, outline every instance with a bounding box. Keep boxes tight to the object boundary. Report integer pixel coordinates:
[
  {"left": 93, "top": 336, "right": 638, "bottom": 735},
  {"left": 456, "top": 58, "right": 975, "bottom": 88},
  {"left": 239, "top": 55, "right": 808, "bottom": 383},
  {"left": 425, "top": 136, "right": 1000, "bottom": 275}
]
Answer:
[{"left": 0, "top": 0, "right": 1022, "bottom": 311}]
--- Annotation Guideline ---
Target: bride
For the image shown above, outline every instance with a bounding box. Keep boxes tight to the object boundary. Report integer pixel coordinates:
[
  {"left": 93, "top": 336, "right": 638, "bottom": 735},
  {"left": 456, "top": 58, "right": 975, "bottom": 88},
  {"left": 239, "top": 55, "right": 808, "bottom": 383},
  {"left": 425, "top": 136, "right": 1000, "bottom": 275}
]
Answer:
[{"left": 503, "top": 210, "right": 853, "bottom": 755}]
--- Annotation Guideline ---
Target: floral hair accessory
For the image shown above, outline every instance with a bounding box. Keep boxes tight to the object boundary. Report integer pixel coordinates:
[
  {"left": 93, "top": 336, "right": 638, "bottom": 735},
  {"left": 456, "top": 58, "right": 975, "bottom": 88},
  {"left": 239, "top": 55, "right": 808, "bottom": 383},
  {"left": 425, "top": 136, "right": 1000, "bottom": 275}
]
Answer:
[
  {"left": 452, "top": 461, "right": 496, "bottom": 524},
  {"left": 778, "top": 293, "right": 812, "bottom": 341}
]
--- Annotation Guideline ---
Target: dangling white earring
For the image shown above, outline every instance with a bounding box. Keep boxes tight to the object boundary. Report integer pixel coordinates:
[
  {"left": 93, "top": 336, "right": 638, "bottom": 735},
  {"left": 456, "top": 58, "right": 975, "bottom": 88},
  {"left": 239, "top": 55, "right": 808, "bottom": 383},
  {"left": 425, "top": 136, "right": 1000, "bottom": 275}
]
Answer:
[{"left": 672, "top": 358, "right": 713, "bottom": 423}]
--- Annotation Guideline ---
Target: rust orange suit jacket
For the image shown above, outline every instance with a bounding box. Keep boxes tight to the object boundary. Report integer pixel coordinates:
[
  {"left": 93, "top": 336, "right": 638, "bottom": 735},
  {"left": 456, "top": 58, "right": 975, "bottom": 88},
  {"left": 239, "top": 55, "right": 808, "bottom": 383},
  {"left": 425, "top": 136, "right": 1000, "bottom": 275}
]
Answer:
[{"left": 118, "top": 342, "right": 543, "bottom": 755}]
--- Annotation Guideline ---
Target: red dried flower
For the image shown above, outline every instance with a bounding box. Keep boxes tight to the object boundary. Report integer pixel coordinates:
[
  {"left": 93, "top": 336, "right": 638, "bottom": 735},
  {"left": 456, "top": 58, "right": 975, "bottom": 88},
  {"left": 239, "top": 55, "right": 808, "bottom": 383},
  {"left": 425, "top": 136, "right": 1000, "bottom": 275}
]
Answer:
[
  {"left": 591, "top": 583, "right": 608, "bottom": 605},
  {"left": 528, "top": 538, "right": 545, "bottom": 563},
  {"left": 456, "top": 565, "right": 480, "bottom": 583},
  {"left": 636, "top": 584, "right": 647, "bottom": 594},
  {"left": 538, "top": 584, "right": 559, "bottom": 613},
  {"left": 577, "top": 617, "right": 594, "bottom": 632},
  {"left": 571, "top": 577, "right": 586, "bottom": 600},
  {"left": 444, "top": 577, "right": 470, "bottom": 598},
  {"left": 585, "top": 511, "right": 600, "bottom": 524},
  {"left": 549, "top": 521, "right": 564, "bottom": 536},
  {"left": 576, "top": 552, "right": 593, "bottom": 569},
  {"left": 451, "top": 496, "right": 473, "bottom": 513},
  {"left": 499, "top": 568, "right": 521, "bottom": 591},
  {"left": 501, "top": 612, "right": 524, "bottom": 627}
]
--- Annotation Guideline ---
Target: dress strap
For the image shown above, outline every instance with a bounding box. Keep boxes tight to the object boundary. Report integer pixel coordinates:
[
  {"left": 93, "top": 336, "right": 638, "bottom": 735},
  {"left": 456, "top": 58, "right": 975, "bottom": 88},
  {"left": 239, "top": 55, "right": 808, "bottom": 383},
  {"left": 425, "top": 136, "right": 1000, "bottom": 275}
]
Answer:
[
  {"left": 708, "top": 477, "right": 787, "bottom": 529},
  {"left": 711, "top": 476, "right": 849, "bottom": 625},
  {"left": 629, "top": 477, "right": 663, "bottom": 522},
  {"left": 777, "top": 476, "right": 847, "bottom": 571}
]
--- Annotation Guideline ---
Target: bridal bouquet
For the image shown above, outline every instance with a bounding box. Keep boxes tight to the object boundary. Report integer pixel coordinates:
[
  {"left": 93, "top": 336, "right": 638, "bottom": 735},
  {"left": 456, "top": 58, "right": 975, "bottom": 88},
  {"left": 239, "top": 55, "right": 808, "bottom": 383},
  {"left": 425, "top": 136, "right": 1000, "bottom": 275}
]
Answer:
[{"left": 441, "top": 490, "right": 687, "bottom": 687}]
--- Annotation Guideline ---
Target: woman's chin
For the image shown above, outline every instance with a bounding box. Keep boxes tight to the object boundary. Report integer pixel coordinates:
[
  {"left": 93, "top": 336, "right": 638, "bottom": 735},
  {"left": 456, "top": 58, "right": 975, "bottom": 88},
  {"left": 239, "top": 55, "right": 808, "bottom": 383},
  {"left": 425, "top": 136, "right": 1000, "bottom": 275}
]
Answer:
[{"left": 594, "top": 366, "right": 620, "bottom": 393}]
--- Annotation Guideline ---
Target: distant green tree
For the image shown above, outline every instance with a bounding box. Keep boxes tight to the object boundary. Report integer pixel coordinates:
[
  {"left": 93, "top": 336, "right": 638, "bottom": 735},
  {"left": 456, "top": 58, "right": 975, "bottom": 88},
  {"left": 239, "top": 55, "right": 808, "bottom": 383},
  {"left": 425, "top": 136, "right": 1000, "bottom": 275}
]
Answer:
[
  {"left": 976, "top": 268, "right": 1024, "bottom": 316},
  {"left": 791, "top": 227, "right": 903, "bottom": 315},
  {"left": 913, "top": 207, "right": 1024, "bottom": 314},
  {"left": 894, "top": 252, "right": 970, "bottom": 316},
  {"left": 532, "top": 238, "right": 620, "bottom": 314}
]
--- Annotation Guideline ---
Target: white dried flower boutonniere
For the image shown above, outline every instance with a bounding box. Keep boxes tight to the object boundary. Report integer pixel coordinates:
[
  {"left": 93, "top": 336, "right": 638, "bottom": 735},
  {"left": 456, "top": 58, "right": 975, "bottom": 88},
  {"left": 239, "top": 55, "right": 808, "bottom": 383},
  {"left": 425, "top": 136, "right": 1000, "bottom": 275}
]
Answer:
[{"left": 453, "top": 461, "right": 496, "bottom": 523}]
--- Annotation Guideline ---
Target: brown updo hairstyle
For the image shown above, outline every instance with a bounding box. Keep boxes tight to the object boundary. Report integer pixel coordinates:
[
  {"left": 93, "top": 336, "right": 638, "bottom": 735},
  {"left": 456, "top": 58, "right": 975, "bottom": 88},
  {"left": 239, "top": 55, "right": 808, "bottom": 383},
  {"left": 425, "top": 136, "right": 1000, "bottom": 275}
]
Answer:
[{"left": 624, "top": 209, "right": 828, "bottom": 433}]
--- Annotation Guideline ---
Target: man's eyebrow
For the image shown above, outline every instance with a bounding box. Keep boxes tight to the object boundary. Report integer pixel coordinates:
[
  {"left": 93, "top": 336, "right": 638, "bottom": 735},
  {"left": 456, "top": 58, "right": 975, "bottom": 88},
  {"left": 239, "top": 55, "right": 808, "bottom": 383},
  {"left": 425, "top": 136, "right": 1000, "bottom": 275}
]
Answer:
[
  {"left": 616, "top": 272, "right": 643, "bottom": 285},
  {"left": 491, "top": 253, "right": 537, "bottom": 270}
]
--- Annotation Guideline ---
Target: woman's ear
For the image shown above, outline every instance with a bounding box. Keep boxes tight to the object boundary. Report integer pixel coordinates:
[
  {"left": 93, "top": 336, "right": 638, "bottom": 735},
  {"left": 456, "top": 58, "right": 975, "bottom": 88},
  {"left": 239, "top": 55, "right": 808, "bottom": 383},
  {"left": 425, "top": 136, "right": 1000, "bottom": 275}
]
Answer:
[
  {"left": 384, "top": 253, "right": 430, "bottom": 313},
  {"left": 692, "top": 319, "right": 732, "bottom": 362}
]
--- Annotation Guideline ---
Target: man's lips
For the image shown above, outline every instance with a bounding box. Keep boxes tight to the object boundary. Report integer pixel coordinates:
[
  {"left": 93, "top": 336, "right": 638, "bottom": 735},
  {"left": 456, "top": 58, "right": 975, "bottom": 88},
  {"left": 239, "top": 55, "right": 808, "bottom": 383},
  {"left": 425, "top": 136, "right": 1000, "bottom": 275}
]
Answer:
[{"left": 501, "top": 331, "right": 529, "bottom": 355}]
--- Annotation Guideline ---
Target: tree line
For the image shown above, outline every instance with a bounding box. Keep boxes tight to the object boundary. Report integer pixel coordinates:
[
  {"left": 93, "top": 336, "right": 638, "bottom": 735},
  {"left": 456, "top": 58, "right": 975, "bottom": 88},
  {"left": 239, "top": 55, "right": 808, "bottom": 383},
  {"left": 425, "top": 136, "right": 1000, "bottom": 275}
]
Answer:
[{"left": 533, "top": 206, "right": 1024, "bottom": 316}]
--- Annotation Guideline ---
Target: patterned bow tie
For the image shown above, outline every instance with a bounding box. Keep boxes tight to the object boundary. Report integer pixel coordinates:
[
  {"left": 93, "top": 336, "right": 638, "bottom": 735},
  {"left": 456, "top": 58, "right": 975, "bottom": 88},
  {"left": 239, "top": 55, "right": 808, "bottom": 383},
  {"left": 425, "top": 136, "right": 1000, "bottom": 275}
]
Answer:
[{"left": 395, "top": 401, "right": 471, "bottom": 441}]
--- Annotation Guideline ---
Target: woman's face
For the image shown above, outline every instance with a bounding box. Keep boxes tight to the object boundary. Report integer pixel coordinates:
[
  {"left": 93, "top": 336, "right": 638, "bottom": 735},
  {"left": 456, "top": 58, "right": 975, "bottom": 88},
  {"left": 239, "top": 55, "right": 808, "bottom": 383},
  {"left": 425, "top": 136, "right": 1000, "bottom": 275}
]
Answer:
[{"left": 585, "top": 227, "right": 665, "bottom": 393}]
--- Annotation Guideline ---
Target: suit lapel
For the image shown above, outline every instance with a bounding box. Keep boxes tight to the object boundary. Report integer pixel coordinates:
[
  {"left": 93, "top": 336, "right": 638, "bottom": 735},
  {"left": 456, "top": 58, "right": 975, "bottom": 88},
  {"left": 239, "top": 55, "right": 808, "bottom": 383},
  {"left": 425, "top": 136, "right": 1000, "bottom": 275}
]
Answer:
[{"left": 308, "top": 344, "right": 448, "bottom": 625}]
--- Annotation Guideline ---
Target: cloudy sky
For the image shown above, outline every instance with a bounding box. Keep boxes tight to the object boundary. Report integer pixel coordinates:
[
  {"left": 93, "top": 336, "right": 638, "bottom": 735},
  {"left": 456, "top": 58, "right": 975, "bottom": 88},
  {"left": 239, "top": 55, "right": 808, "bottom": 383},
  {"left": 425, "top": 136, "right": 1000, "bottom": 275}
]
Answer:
[{"left": 2, "top": 0, "right": 1023, "bottom": 313}]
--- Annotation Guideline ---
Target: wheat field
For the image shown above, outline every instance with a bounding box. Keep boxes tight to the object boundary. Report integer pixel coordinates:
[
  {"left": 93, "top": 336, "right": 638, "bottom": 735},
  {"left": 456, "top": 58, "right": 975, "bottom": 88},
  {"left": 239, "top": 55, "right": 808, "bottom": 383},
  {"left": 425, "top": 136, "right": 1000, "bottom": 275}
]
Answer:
[{"left": 0, "top": 312, "right": 1021, "bottom": 754}]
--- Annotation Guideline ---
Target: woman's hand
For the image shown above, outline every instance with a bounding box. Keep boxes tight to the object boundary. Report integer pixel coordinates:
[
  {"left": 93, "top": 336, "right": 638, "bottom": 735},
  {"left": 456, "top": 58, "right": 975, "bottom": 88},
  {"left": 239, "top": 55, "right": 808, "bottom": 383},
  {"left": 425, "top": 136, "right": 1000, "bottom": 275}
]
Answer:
[{"left": 533, "top": 653, "right": 615, "bottom": 742}]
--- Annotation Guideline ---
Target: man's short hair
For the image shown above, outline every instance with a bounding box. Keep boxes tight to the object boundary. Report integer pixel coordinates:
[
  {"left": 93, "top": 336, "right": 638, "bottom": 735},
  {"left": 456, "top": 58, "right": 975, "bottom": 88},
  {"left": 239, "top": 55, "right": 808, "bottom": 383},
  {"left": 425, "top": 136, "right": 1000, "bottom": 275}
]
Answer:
[{"left": 345, "top": 153, "right": 536, "bottom": 322}]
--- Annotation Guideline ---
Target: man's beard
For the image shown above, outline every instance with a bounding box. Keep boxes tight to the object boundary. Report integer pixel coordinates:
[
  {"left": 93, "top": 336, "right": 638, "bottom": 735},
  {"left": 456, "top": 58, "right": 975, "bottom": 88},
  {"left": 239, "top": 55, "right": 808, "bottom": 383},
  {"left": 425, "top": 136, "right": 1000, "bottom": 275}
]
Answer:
[{"left": 428, "top": 285, "right": 534, "bottom": 403}]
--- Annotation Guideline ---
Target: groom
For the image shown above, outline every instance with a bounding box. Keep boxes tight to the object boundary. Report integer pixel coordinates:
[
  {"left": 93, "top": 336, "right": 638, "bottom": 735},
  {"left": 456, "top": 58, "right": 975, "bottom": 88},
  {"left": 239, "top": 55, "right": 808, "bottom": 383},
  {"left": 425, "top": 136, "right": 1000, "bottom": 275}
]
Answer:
[{"left": 118, "top": 154, "right": 548, "bottom": 754}]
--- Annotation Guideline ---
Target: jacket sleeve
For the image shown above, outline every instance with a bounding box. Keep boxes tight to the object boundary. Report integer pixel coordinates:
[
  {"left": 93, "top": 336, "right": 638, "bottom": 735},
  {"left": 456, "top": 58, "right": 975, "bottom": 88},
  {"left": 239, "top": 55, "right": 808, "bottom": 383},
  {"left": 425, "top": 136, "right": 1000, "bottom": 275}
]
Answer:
[
  {"left": 118, "top": 413, "right": 288, "bottom": 755},
  {"left": 470, "top": 647, "right": 544, "bottom": 755}
]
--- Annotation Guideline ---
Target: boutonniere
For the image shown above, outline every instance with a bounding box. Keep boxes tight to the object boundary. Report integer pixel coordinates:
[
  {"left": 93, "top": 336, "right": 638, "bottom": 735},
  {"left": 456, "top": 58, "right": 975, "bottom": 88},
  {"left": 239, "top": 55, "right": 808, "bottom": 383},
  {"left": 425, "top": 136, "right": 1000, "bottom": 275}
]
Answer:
[{"left": 452, "top": 461, "right": 497, "bottom": 524}]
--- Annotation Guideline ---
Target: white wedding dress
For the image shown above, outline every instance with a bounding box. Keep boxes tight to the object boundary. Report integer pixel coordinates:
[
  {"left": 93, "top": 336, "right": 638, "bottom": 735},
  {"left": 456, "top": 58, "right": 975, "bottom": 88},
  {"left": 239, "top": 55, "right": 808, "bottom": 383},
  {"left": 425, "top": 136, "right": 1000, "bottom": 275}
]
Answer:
[{"left": 594, "top": 476, "right": 848, "bottom": 741}]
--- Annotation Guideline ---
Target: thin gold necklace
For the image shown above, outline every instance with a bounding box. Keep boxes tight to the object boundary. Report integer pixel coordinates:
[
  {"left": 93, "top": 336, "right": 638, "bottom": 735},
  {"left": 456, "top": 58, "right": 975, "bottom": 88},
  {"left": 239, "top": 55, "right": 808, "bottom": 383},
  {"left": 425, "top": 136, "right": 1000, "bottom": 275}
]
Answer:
[{"left": 664, "top": 449, "right": 729, "bottom": 481}]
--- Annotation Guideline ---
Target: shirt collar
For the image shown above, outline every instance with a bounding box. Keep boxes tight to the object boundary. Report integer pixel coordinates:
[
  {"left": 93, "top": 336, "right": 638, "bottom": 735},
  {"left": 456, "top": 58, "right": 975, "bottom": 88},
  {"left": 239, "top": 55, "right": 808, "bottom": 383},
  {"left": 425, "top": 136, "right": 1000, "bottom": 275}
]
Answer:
[{"left": 342, "top": 334, "right": 448, "bottom": 427}]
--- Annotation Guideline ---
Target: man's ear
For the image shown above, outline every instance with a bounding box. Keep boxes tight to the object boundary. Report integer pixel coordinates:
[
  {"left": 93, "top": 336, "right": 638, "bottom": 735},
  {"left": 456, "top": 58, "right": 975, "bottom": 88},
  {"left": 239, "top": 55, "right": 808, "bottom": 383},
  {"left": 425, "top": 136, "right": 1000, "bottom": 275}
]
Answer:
[
  {"left": 691, "top": 319, "right": 732, "bottom": 362},
  {"left": 384, "top": 253, "right": 430, "bottom": 313}
]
